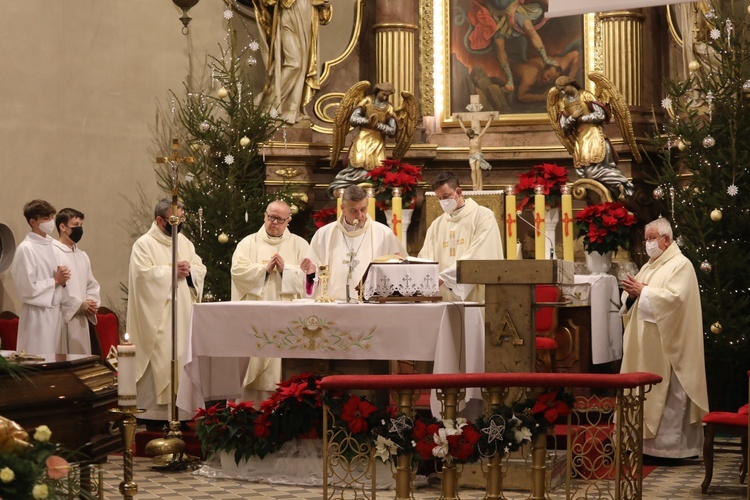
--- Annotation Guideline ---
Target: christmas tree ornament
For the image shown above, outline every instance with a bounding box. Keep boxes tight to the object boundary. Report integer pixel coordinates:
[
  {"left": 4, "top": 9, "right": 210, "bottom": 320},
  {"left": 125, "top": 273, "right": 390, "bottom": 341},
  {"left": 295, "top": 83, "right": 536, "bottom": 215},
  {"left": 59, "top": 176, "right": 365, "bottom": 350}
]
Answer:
[
  {"left": 240, "top": 136, "right": 250, "bottom": 147},
  {"left": 688, "top": 60, "right": 700, "bottom": 72},
  {"left": 675, "top": 236, "right": 684, "bottom": 247},
  {"left": 743, "top": 80, "right": 750, "bottom": 93},
  {"left": 198, "top": 207, "right": 203, "bottom": 238},
  {"left": 702, "top": 135, "right": 715, "bottom": 148},
  {"left": 200, "top": 121, "right": 210, "bottom": 131},
  {"left": 244, "top": 210, "right": 248, "bottom": 223},
  {"left": 710, "top": 321, "right": 722, "bottom": 334},
  {"left": 700, "top": 261, "right": 712, "bottom": 273},
  {"left": 224, "top": 154, "right": 235, "bottom": 165},
  {"left": 290, "top": 204, "right": 299, "bottom": 215},
  {"left": 710, "top": 208, "right": 722, "bottom": 221},
  {"left": 727, "top": 184, "right": 739, "bottom": 196},
  {"left": 202, "top": 291, "right": 215, "bottom": 303},
  {"left": 190, "top": 142, "right": 203, "bottom": 151},
  {"left": 677, "top": 139, "right": 687, "bottom": 151},
  {"left": 652, "top": 186, "right": 664, "bottom": 199},
  {"left": 248, "top": 55, "right": 257, "bottom": 67},
  {"left": 217, "top": 87, "right": 228, "bottom": 98},
  {"left": 218, "top": 232, "right": 229, "bottom": 244}
]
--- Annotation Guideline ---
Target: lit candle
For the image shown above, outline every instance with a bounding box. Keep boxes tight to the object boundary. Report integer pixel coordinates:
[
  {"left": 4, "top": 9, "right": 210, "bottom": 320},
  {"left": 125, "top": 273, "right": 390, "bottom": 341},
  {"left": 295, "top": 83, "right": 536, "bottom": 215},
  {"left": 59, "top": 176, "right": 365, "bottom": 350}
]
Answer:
[
  {"left": 504, "top": 186, "right": 517, "bottom": 260},
  {"left": 391, "top": 187, "right": 403, "bottom": 242},
  {"left": 561, "top": 184, "right": 574, "bottom": 262},
  {"left": 534, "top": 185, "right": 546, "bottom": 260},
  {"left": 335, "top": 188, "right": 345, "bottom": 219},
  {"left": 117, "top": 333, "right": 137, "bottom": 408}
]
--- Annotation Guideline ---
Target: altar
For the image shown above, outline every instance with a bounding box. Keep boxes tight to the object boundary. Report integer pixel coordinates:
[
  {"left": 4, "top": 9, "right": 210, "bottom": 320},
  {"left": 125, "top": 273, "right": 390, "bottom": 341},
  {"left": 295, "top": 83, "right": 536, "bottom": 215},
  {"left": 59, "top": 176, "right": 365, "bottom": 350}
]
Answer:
[{"left": 176, "top": 301, "right": 484, "bottom": 417}]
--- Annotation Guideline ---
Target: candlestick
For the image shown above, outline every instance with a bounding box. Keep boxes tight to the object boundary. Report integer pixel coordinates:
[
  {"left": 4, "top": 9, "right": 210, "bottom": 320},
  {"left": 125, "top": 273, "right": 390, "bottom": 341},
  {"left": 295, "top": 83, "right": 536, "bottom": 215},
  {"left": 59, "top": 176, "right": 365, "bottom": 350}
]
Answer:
[
  {"left": 117, "top": 334, "right": 137, "bottom": 408},
  {"left": 534, "top": 185, "right": 546, "bottom": 260},
  {"left": 561, "top": 185, "right": 574, "bottom": 262},
  {"left": 391, "top": 187, "right": 403, "bottom": 241},
  {"left": 335, "top": 188, "right": 345, "bottom": 219},
  {"left": 504, "top": 186, "right": 517, "bottom": 260},
  {"left": 364, "top": 185, "right": 376, "bottom": 221}
]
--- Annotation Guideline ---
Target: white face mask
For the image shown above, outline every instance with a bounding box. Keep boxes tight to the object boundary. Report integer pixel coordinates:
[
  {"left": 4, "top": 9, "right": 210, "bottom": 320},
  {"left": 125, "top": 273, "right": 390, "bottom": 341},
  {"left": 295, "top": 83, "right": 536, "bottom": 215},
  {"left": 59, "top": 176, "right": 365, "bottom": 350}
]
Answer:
[
  {"left": 439, "top": 196, "right": 458, "bottom": 215},
  {"left": 645, "top": 239, "right": 663, "bottom": 258},
  {"left": 38, "top": 220, "right": 56, "bottom": 236}
]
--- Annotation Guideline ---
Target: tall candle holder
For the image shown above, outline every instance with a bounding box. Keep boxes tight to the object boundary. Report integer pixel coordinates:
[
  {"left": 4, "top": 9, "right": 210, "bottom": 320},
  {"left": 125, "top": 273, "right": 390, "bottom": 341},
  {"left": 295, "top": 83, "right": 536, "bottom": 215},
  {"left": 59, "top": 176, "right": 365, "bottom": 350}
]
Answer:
[
  {"left": 109, "top": 407, "right": 145, "bottom": 500},
  {"left": 315, "top": 264, "right": 335, "bottom": 303}
]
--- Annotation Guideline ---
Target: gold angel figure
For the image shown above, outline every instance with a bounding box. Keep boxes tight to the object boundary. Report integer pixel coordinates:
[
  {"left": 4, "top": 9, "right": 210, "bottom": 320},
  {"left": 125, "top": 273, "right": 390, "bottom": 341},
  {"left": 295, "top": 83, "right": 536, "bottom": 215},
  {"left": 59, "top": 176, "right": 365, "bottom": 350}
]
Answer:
[
  {"left": 328, "top": 81, "right": 418, "bottom": 198},
  {"left": 547, "top": 72, "right": 641, "bottom": 200}
]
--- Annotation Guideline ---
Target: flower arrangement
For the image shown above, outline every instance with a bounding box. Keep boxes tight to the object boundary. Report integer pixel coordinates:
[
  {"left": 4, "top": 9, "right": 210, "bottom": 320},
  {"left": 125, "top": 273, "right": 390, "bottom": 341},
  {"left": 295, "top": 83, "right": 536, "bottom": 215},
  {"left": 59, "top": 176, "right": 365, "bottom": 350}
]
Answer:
[
  {"left": 0, "top": 422, "right": 75, "bottom": 499},
  {"left": 306, "top": 207, "right": 337, "bottom": 239},
  {"left": 365, "top": 159, "right": 423, "bottom": 209},
  {"left": 515, "top": 163, "right": 569, "bottom": 211},
  {"left": 575, "top": 202, "right": 637, "bottom": 254}
]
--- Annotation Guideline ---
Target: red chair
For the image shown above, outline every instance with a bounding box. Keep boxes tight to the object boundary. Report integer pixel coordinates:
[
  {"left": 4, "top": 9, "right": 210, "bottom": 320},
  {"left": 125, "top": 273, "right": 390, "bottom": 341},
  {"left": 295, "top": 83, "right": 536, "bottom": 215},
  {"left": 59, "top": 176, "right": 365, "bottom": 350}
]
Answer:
[
  {"left": 0, "top": 311, "right": 19, "bottom": 351},
  {"left": 91, "top": 307, "right": 120, "bottom": 361},
  {"left": 701, "top": 404, "right": 749, "bottom": 494},
  {"left": 534, "top": 285, "right": 560, "bottom": 372}
]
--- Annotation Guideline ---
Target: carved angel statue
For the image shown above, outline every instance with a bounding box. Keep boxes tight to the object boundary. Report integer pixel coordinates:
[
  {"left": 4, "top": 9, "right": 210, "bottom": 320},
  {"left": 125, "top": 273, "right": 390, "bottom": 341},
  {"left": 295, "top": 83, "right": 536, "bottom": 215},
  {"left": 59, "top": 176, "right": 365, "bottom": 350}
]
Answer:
[
  {"left": 328, "top": 81, "right": 418, "bottom": 198},
  {"left": 547, "top": 72, "right": 641, "bottom": 199}
]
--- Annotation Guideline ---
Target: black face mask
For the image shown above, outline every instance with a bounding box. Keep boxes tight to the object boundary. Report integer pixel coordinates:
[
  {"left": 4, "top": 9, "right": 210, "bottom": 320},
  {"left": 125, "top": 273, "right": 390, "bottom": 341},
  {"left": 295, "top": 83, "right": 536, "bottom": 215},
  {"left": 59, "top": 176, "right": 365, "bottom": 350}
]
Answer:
[
  {"left": 68, "top": 226, "right": 83, "bottom": 243},
  {"left": 164, "top": 222, "right": 184, "bottom": 236}
]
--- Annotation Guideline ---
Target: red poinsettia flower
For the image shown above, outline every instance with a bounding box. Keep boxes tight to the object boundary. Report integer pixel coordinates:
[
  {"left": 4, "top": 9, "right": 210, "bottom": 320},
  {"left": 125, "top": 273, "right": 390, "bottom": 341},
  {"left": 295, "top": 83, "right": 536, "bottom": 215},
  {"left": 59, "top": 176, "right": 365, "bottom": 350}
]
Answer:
[
  {"left": 531, "top": 391, "right": 572, "bottom": 424},
  {"left": 253, "top": 414, "right": 271, "bottom": 438},
  {"left": 516, "top": 163, "right": 569, "bottom": 211},
  {"left": 279, "top": 381, "right": 316, "bottom": 403},
  {"left": 575, "top": 201, "right": 636, "bottom": 254},
  {"left": 447, "top": 425, "right": 481, "bottom": 461},
  {"left": 341, "top": 395, "right": 378, "bottom": 434},
  {"left": 365, "top": 159, "right": 423, "bottom": 208}
]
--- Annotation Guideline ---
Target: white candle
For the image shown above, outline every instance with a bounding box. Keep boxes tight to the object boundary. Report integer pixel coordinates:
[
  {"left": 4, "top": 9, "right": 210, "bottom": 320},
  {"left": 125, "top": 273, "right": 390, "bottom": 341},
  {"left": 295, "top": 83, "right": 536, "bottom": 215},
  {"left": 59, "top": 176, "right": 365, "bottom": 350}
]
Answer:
[
  {"left": 534, "top": 186, "right": 546, "bottom": 260},
  {"left": 117, "top": 334, "right": 137, "bottom": 407}
]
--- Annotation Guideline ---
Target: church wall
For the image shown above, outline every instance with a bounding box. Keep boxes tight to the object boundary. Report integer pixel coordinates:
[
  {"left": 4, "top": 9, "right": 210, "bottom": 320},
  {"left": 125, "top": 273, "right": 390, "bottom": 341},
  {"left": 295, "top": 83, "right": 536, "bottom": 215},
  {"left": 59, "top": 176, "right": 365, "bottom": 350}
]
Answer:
[{"left": 0, "top": 1, "right": 226, "bottom": 320}]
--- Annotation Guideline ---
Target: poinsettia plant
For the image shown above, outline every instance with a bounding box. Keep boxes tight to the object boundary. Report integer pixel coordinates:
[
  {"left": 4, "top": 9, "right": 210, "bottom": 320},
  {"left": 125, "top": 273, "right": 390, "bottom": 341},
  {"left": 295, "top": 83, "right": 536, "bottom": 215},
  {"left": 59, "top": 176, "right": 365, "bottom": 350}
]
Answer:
[
  {"left": 306, "top": 206, "right": 337, "bottom": 239},
  {"left": 365, "top": 159, "right": 423, "bottom": 210},
  {"left": 575, "top": 202, "right": 637, "bottom": 254},
  {"left": 516, "top": 163, "right": 569, "bottom": 211}
]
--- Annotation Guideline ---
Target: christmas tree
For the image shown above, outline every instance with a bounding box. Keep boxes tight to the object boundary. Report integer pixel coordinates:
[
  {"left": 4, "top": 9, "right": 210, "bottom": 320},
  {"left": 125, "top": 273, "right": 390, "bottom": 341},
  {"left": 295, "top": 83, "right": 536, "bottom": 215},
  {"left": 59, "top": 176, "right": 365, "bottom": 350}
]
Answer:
[
  {"left": 655, "top": 3, "right": 750, "bottom": 410},
  {"left": 155, "top": 29, "right": 284, "bottom": 302}
]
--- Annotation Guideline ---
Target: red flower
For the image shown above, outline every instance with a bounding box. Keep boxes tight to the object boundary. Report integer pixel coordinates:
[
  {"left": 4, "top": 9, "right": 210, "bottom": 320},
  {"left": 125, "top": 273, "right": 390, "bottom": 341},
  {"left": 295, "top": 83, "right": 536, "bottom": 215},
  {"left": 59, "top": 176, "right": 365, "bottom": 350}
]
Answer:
[
  {"left": 531, "top": 391, "right": 572, "bottom": 424},
  {"left": 516, "top": 163, "right": 569, "bottom": 211},
  {"left": 279, "top": 381, "right": 316, "bottom": 402},
  {"left": 365, "top": 159, "right": 422, "bottom": 207},
  {"left": 447, "top": 425, "right": 481, "bottom": 462},
  {"left": 575, "top": 201, "right": 636, "bottom": 253},
  {"left": 341, "top": 395, "right": 378, "bottom": 434}
]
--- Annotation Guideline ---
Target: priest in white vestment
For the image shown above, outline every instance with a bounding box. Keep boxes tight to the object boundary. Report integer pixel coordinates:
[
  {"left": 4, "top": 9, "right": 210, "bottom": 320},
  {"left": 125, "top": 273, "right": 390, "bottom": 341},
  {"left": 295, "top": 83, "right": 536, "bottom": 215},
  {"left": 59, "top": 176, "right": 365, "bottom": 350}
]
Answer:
[
  {"left": 231, "top": 200, "right": 309, "bottom": 401},
  {"left": 620, "top": 217, "right": 708, "bottom": 458},
  {"left": 11, "top": 200, "right": 70, "bottom": 354},
  {"left": 127, "top": 199, "right": 206, "bottom": 424},
  {"left": 418, "top": 171, "right": 503, "bottom": 302},
  {"left": 301, "top": 185, "right": 405, "bottom": 301},
  {"left": 52, "top": 208, "right": 100, "bottom": 354}
]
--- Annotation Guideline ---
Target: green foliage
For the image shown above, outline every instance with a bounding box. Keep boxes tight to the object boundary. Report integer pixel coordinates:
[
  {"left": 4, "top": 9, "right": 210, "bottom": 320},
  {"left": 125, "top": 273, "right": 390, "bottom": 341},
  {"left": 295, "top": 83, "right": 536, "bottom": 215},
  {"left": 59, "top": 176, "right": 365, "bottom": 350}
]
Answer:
[
  {"left": 156, "top": 33, "right": 284, "bottom": 301},
  {"left": 654, "top": 3, "right": 750, "bottom": 410}
]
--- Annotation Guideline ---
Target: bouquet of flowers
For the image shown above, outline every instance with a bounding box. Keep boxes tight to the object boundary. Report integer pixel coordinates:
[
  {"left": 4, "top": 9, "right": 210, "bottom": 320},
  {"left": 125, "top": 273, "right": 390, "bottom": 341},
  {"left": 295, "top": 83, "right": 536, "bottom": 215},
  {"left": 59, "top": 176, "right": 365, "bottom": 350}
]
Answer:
[
  {"left": 574, "top": 202, "right": 637, "bottom": 254},
  {"left": 365, "top": 159, "right": 423, "bottom": 209},
  {"left": 515, "top": 163, "right": 569, "bottom": 211}
]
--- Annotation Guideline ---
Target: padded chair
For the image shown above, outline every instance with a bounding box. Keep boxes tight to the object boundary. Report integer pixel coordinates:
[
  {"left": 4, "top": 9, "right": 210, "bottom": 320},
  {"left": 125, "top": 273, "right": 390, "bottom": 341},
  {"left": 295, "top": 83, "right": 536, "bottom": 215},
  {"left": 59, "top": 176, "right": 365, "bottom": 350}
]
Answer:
[
  {"left": 534, "top": 285, "right": 560, "bottom": 372},
  {"left": 0, "top": 311, "right": 19, "bottom": 351},
  {"left": 90, "top": 306, "right": 120, "bottom": 361},
  {"left": 701, "top": 403, "right": 749, "bottom": 494}
]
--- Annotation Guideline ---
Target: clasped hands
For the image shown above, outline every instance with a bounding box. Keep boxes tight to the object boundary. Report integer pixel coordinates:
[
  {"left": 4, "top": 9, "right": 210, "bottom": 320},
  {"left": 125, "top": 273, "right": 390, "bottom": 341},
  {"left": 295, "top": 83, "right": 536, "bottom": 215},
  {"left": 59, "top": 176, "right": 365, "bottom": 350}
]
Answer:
[
  {"left": 621, "top": 274, "right": 645, "bottom": 299},
  {"left": 177, "top": 260, "right": 192, "bottom": 279},
  {"left": 265, "top": 253, "right": 285, "bottom": 273},
  {"left": 54, "top": 265, "right": 71, "bottom": 287}
]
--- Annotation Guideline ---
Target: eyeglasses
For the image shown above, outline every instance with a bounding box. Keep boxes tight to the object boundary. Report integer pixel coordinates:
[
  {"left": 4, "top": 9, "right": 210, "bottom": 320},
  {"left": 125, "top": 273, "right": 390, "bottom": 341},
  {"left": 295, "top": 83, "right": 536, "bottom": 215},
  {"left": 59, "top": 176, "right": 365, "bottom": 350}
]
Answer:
[
  {"left": 266, "top": 213, "right": 290, "bottom": 224},
  {"left": 643, "top": 235, "right": 664, "bottom": 245}
]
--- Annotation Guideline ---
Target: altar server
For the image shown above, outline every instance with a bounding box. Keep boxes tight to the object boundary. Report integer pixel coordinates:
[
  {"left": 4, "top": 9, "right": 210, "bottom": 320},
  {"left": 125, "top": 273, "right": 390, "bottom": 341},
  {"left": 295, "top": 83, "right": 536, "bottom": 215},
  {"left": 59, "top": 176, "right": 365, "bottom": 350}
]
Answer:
[
  {"left": 52, "top": 208, "right": 100, "bottom": 354},
  {"left": 231, "top": 200, "right": 309, "bottom": 400},
  {"left": 620, "top": 217, "right": 708, "bottom": 459},
  {"left": 301, "top": 185, "right": 405, "bottom": 301},
  {"left": 11, "top": 200, "right": 70, "bottom": 354},
  {"left": 127, "top": 198, "right": 206, "bottom": 425},
  {"left": 418, "top": 171, "right": 503, "bottom": 302}
]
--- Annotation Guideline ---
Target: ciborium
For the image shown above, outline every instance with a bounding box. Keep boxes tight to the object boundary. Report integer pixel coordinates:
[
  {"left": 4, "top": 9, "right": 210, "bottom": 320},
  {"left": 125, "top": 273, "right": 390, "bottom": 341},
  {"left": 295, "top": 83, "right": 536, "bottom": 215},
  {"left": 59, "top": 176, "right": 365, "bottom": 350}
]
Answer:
[{"left": 315, "top": 264, "right": 335, "bottom": 303}]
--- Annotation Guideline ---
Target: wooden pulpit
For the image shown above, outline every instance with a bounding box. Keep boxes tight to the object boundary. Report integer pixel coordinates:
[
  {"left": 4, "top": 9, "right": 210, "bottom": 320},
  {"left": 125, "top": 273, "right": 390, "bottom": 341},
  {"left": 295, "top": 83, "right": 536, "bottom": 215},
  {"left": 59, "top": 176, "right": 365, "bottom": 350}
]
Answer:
[{"left": 457, "top": 260, "right": 575, "bottom": 373}]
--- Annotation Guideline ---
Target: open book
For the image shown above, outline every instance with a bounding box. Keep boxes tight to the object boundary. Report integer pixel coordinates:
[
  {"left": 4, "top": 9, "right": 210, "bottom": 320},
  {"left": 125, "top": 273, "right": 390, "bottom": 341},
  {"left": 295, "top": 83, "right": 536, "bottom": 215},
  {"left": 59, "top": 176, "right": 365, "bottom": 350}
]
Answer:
[{"left": 371, "top": 255, "right": 437, "bottom": 264}]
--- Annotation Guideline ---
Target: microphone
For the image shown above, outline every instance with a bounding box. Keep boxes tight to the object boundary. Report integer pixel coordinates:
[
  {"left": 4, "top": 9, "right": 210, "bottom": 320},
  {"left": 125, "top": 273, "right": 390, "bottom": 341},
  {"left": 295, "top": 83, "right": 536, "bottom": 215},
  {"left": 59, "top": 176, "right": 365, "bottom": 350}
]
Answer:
[
  {"left": 352, "top": 219, "right": 359, "bottom": 227},
  {"left": 516, "top": 211, "right": 555, "bottom": 259}
]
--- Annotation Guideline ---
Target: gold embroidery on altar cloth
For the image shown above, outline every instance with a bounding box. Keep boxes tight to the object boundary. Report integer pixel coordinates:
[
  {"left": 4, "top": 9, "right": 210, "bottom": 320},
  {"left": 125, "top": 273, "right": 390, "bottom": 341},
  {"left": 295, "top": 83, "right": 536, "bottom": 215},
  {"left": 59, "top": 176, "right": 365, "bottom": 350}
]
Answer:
[{"left": 252, "top": 315, "right": 375, "bottom": 352}]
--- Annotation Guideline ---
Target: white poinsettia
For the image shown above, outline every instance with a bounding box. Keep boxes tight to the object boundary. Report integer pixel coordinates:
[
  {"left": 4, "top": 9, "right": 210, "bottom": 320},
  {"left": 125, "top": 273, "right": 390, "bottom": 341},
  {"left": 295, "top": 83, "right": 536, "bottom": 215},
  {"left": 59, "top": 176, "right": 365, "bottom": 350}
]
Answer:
[
  {"left": 374, "top": 435, "right": 398, "bottom": 462},
  {"left": 441, "top": 419, "right": 462, "bottom": 436},
  {"left": 33, "top": 425, "right": 51, "bottom": 443},
  {"left": 431, "top": 429, "right": 450, "bottom": 459},
  {"left": 514, "top": 426, "right": 532, "bottom": 443}
]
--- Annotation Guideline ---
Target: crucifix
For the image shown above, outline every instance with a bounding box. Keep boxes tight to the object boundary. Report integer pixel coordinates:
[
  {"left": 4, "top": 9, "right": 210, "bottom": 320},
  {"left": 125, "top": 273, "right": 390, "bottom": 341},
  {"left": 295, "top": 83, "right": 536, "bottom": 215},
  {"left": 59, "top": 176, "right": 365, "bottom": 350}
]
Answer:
[
  {"left": 344, "top": 250, "right": 359, "bottom": 280},
  {"left": 145, "top": 139, "right": 194, "bottom": 467}
]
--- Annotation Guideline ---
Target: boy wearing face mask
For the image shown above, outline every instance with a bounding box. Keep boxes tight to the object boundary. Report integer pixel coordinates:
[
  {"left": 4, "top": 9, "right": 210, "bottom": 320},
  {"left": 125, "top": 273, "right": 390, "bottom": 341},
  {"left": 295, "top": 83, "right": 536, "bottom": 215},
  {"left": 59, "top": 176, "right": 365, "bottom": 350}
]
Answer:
[
  {"left": 11, "top": 199, "right": 70, "bottom": 354},
  {"left": 52, "top": 208, "right": 101, "bottom": 355},
  {"left": 418, "top": 171, "right": 503, "bottom": 302}
]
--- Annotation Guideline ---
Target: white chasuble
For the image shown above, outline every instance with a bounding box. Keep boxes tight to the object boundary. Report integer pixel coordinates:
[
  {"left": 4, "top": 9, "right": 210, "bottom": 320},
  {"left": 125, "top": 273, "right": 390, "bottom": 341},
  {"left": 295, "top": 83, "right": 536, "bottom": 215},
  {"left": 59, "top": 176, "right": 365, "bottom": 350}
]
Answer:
[
  {"left": 52, "top": 240, "right": 101, "bottom": 354},
  {"left": 306, "top": 216, "right": 405, "bottom": 302},
  {"left": 231, "top": 229, "right": 310, "bottom": 399},
  {"left": 127, "top": 222, "right": 206, "bottom": 420},
  {"left": 11, "top": 233, "right": 68, "bottom": 354},
  {"left": 620, "top": 243, "right": 708, "bottom": 456},
  {"left": 418, "top": 198, "right": 503, "bottom": 302}
]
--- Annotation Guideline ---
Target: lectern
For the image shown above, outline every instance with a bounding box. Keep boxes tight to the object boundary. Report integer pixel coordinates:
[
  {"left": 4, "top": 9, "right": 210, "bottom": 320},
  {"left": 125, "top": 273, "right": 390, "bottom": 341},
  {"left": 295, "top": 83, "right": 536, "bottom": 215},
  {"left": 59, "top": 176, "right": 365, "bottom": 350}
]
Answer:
[{"left": 457, "top": 260, "right": 575, "bottom": 373}]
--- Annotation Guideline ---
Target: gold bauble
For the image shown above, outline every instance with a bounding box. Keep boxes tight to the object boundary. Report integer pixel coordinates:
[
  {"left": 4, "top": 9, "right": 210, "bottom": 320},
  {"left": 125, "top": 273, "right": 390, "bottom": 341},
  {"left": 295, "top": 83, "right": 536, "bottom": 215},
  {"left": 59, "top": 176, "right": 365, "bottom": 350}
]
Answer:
[
  {"left": 289, "top": 204, "right": 299, "bottom": 215},
  {"left": 239, "top": 136, "right": 250, "bottom": 147},
  {"left": 688, "top": 60, "right": 700, "bottom": 72},
  {"left": 710, "top": 208, "right": 722, "bottom": 221},
  {"left": 710, "top": 321, "right": 722, "bottom": 334},
  {"left": 218, "top": 232, "right": 229, "bottom": 244},
  {"left": 677, "top": 140, "right": 687, "bottom": 151},
  {"left": 217, "top": 87, "right": 228, "bottom": 98}
]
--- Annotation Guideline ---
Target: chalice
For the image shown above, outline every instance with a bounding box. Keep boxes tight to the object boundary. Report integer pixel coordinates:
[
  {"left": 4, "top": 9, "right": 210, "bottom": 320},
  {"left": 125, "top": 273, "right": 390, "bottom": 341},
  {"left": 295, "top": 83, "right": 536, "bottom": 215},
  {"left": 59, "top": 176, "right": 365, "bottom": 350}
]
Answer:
[{"left": 315, "top": 264, "right": 335, "bottom": 303}]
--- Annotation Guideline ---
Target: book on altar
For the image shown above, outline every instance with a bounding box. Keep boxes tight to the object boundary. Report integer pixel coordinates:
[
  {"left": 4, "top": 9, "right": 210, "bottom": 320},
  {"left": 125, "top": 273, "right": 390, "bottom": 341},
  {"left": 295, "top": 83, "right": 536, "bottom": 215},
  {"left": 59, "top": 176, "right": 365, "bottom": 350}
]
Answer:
[
  {"left": 358, "top": 257, "right": 441, "bottom": 301},
  {"left": 371, "top": 255, "right": 437, "bottom": 264}
]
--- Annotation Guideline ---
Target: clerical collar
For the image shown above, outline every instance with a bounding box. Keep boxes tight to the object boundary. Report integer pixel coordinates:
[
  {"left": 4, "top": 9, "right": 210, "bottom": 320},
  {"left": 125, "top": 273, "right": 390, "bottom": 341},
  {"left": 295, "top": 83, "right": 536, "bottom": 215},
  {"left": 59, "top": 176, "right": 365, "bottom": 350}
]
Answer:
[
  {"left": 342, "top": 218, "right": 361, "bottom": 232},
  {"left": 264, "top": 230, "right": 283, "bottom": 240},
  {"left": 449, "top": 202, "right": 466, "bottom": 217}
]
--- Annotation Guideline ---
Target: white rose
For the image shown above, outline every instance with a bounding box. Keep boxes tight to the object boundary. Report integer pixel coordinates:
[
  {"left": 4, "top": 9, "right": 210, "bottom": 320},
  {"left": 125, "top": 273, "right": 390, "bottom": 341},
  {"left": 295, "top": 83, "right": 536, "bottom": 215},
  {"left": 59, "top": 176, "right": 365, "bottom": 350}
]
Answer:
[
  {"left": 34, "top": 425, "right": 52, "bottom": 442},
  {"left": 0, "top": 466, "right": 15, "bottom": 483},
  {"left": 33, "top": 483, "right": 49, "bottom": 499}
]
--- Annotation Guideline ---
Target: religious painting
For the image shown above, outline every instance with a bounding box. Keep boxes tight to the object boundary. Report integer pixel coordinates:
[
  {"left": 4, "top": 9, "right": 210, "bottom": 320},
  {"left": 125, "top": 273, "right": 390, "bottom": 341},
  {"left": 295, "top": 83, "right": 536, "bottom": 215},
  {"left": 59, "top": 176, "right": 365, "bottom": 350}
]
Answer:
[{"left": 447, "top": 0, "right": 585, "bottom": 120}]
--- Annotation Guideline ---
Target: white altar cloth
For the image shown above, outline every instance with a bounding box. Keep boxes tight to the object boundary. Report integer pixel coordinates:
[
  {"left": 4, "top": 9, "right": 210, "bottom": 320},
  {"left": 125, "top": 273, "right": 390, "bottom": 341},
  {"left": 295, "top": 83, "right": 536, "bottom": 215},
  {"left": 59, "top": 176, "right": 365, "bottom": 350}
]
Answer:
[
  {"left": 176, "top": 301, "right": 484, "bottom": 417},
  {"left": 361, "top": 262, "right": 440, "bottom": 300},
  {"left": 573, "top": 274, "right": 623, "bottom": 364}
]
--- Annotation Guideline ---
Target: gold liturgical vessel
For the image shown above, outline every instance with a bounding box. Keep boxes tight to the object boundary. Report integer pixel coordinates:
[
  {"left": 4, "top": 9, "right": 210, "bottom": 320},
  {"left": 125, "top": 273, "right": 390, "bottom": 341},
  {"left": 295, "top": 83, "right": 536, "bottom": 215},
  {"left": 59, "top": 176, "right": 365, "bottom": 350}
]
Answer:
[{"left": 315, "top": 264, "right": 335, "bottom": 303}]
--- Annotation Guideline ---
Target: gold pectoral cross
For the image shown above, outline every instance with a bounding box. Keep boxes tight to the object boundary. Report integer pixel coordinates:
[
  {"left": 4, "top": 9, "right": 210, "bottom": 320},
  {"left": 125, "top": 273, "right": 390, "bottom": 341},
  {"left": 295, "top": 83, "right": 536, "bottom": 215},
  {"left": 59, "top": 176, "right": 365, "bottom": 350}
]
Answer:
[{"left": 344, "top": 250, "right": 359, "bottom": 279}]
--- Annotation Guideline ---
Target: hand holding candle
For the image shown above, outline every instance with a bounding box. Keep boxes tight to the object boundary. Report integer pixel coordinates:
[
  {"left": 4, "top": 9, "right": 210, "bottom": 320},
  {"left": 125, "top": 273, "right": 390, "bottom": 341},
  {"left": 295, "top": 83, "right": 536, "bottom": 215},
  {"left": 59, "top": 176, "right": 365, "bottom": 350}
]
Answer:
[{"left": 117, "top": 333, "right": 137, "bottom": 407}]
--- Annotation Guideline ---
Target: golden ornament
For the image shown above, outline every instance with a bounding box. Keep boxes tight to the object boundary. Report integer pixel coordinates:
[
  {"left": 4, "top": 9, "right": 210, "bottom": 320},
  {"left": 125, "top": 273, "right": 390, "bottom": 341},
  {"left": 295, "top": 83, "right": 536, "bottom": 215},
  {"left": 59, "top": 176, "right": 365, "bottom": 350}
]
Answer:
[
  {"left": 217, "top": 87, "right": 228, "bottom": 98},
  {"left": 710, "top": 321, "right": 722, "bottom": 334},
  {"left": 710, "top": 209, "right": 722, "bottom": 221},
  {"left": 290, "top": 204, "right": 299, "bottom": 215},
  {"left": 218, "top": 232, "right": 229, "bottom": 244},
  {"left": 240, "top": 136, "right": 250, "bottom": 147},
  {"left": 688, "top": 60, "right": 700, "bottom": 72}
]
